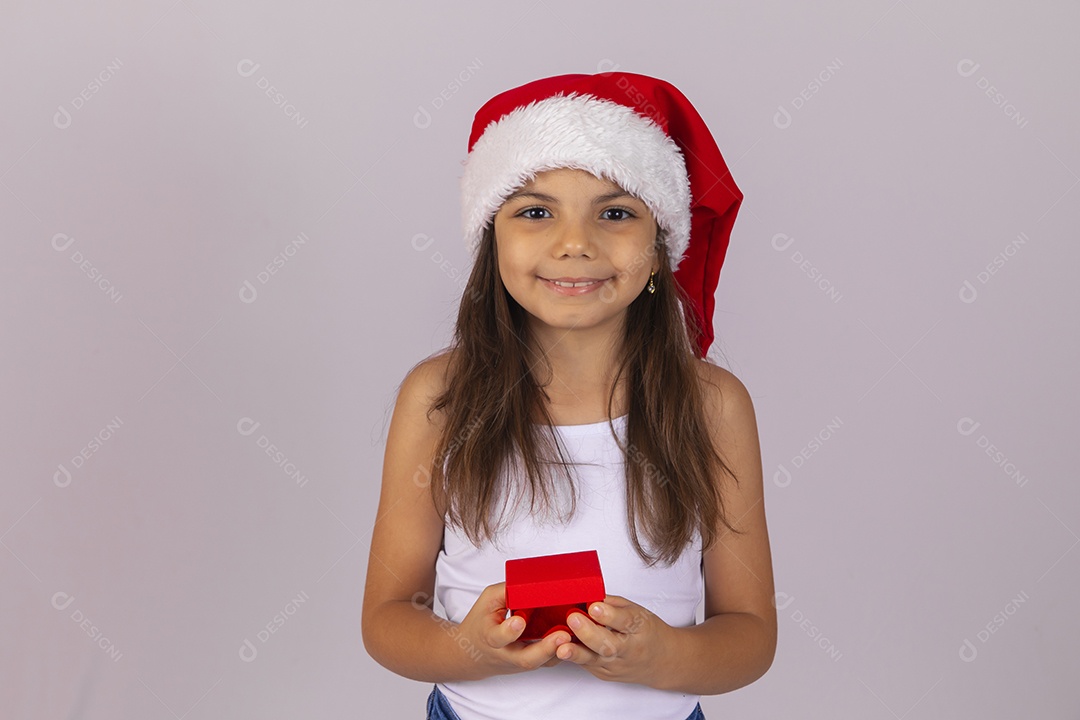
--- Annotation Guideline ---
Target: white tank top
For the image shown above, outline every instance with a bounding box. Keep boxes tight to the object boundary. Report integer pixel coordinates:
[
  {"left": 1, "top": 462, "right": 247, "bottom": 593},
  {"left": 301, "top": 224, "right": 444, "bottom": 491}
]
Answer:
[{"left": 433, "top": 413, "right": 703, "bottom": 720}]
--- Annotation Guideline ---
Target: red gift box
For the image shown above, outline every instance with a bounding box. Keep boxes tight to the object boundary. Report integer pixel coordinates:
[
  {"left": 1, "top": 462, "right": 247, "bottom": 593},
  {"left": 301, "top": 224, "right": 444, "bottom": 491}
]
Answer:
[{"left": 505, "top": 549, "right": 606, "bottom": 643}]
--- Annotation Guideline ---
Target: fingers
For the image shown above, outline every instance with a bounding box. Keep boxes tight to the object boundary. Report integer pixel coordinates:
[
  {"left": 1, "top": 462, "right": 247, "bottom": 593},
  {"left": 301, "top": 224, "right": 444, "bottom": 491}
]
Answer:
[
  {"left": 527, "top": 630, "right": 572, "bottom": 666},
  {"left": 582, "top": 598, "right": 642, "bottom": 635},
  {"left": 480, "top": 581, "right": 507, "bottom": 614},
  {"left": 476, "top": 582, "right": 518, "bottom": 649},
  {"left": 487, "top": 611, "right": 526, "bottom": 649},
  {"left": 555, "top": 642, "right": 596, "bottom": 664},
  {"left": 541, "top": 656, "right": 562, "bottom": 667},
  {"left": 565, "top": 610, "right": 619, "bottom": 660},
  {"left": 487, "top": 610, "right": 576, "bottom": 660},
  {"left": 473, "top": 582, "right": 583, "bottom": 670},
  {"left": 500, "top": 627, "right": 572, "bottom": 669},
  {"left": 601, "top": 594, "right": 631, "bottom": 608},
  {"left": 464, "top": 583, "right": 592, "bottom": 676}
]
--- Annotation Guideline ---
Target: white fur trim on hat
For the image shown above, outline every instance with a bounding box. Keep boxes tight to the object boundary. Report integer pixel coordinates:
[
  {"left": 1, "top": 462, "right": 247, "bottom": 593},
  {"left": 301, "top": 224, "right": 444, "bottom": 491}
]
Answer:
[{"left": 461, "top": 92, "right": 692, "bottom": 270}]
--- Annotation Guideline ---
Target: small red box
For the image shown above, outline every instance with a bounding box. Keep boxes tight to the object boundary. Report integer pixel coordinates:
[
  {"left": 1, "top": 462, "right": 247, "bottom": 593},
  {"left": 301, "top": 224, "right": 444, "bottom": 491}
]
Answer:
[{"left": 505, "top": 549, "right": 606, "bottom": 643}]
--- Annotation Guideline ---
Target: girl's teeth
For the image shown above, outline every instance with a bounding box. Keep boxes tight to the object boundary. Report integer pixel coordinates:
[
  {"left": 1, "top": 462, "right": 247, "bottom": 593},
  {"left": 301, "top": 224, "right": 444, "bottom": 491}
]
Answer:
[{"left": 553, "top": 280, "right": 598, "bottom": 287}]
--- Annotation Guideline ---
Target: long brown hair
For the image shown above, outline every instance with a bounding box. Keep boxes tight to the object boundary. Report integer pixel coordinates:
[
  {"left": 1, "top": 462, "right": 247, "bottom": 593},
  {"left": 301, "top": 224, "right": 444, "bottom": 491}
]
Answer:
[{"left": 420, "top": 223, "right": 743, "bottom": 566}]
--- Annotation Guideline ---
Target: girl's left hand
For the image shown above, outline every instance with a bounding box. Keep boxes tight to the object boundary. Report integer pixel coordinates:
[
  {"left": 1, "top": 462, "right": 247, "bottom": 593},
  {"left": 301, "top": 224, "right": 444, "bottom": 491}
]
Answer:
[{"left": 555, "top": 594, "right": 675, "bottom": 685}]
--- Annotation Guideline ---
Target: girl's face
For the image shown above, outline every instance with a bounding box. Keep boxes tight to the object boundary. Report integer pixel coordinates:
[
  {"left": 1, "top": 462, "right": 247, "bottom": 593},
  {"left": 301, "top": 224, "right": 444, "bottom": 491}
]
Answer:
[{"left": 492, "top": 167, "right": 661, "bottom": 336}]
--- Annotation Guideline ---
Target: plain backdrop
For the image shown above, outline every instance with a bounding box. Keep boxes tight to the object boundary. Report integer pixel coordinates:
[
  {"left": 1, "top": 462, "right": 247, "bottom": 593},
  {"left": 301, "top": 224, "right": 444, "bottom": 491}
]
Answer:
[{"left": 2, "top": 0, "right": 1078, "bottom": 717}]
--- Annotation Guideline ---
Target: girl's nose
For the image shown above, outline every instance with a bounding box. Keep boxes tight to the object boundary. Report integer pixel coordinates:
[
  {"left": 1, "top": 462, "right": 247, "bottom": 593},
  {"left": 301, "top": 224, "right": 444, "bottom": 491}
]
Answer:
[{"left": 552, "top": 218, "right": 595, "bottom": 256}]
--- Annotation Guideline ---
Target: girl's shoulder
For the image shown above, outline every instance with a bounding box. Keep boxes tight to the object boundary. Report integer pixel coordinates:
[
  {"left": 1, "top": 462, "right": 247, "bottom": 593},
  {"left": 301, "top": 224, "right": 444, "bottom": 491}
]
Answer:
[
  {"left": 694, "top": 359, "right": 754, "bottom": 429},
  {"left": 398, "top": 348, "right": 456, "bottom": 423},
  {"left": 694, "top": 357, "right": 746, "bottom": 395}
]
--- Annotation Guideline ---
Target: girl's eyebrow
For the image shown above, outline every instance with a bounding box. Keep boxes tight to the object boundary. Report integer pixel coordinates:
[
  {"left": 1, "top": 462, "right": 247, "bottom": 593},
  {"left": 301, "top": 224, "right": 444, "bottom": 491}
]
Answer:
[{"left": 504, "top": 189, "right": 640, "bottom": 204}]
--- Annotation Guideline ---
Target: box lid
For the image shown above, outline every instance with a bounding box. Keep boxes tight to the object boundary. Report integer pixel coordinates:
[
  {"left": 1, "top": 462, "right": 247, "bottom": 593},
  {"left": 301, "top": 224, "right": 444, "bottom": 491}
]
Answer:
[{"left": 505, "top": 549, "right": 605, "bottom": 609}]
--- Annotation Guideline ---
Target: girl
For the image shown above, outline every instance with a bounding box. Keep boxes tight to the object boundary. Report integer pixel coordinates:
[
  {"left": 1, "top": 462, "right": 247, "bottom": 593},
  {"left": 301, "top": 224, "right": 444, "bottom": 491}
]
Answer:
[{"left": 362, "top": 72, "right": 776, "bottom": 720}]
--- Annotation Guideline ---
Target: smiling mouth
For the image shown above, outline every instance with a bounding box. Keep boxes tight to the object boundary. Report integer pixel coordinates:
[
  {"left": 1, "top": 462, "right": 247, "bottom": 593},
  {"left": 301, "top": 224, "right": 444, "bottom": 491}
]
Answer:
[
  {"left": 537, "top": 276, "right": 612, "bottom": 297},
  {"left": 538, "top": 277, "right": 610, "bottom": 288},
  {"left": 552, "top": 280, "right": 599, "bottom": 288}
]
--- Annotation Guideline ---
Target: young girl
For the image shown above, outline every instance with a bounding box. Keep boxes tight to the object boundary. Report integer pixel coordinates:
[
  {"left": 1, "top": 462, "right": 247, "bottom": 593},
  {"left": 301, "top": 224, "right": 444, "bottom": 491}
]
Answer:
[{"left": 362, "top": 72, "right": 775, "bottom": 720}]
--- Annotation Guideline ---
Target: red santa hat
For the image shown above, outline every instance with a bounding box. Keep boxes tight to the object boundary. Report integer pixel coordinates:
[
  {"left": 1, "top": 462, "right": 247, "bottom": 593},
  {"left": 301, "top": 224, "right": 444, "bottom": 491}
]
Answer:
[{"left": 461, "top": 71, "right": 742, "bottom": 357}]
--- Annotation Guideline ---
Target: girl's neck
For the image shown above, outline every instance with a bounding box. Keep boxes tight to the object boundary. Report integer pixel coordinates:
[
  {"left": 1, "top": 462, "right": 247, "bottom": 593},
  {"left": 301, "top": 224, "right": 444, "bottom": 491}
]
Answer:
[
  {"left": 526, "top": 324, "right": 622, "bottom": 380},
  {"left": 530, "top": 371, "right": 630, "bottom": 426},
  {"left": 523, "top": 321, "right": 629, "bottom": 425}
]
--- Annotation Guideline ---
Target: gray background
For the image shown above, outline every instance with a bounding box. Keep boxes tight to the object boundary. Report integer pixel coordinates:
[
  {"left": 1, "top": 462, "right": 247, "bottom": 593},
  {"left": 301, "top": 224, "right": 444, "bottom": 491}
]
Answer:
[{"left": 2, "top": 0, "right": 1077, "bottom": 717}]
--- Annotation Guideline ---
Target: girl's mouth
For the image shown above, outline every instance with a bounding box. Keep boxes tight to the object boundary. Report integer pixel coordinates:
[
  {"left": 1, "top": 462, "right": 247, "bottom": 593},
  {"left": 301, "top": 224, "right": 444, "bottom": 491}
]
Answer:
[{"left": 538, "top": 277, "right": 610, "bottom": 296}]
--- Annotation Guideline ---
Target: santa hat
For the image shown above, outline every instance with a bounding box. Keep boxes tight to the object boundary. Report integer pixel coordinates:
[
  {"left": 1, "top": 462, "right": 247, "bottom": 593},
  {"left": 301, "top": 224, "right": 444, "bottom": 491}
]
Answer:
[{"left": 461, "top": 71, "right": 742, "bottom": 357}]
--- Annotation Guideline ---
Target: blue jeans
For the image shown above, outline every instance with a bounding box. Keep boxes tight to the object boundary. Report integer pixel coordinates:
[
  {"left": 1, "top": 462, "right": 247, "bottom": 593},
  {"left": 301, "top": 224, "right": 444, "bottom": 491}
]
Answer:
[{"left": 426, "top": 684, "right": 705, "bottom": 719}]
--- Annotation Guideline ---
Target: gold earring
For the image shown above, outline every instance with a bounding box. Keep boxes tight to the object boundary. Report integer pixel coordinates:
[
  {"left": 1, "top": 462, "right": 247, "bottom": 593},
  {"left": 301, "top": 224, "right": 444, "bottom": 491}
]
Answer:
[{"left": 647, "top": 272, "right": 656, "bottom": 294}]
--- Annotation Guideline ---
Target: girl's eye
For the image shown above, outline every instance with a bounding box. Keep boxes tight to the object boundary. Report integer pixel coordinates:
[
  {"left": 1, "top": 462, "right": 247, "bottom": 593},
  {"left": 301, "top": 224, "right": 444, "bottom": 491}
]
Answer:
[
  {"left": 517, "top": 207, "right": 552, "bottom": 220},
  {"left": 514, "top": 206, "right": 637, "bottom": 221},
  {"left": 602, "top": 207, "right": 636, "bottom": 221}
]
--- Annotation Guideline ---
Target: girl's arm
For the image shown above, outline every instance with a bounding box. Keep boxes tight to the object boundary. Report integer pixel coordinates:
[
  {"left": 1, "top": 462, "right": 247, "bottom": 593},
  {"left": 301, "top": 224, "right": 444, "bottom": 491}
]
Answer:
[
  {"left": 361, "top": 357, "right": 568, "bottom": 682},
  {"left": 549, "top": 363, "right": 776, "bottom": 693},
  {"left": 652, "top": 363, "right": 777, "bottom": 695}
]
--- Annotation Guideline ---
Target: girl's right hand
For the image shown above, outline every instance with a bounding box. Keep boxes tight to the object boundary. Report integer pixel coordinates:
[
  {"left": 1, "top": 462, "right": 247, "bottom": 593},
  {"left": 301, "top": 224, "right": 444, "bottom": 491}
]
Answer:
[{"left": 458, "top": 581, "right": 572, "bottom": 675}]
